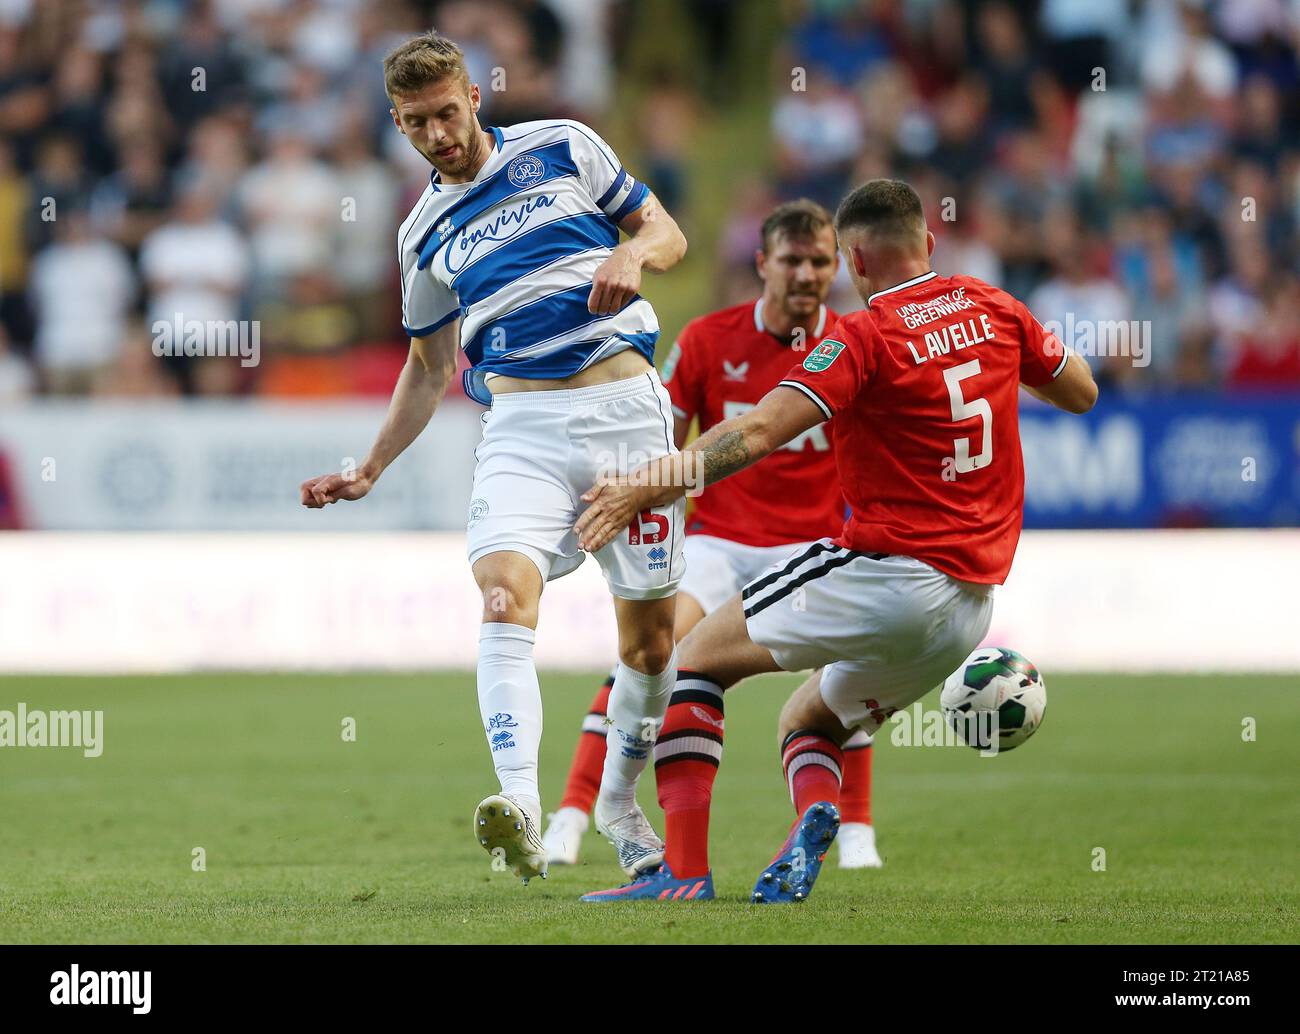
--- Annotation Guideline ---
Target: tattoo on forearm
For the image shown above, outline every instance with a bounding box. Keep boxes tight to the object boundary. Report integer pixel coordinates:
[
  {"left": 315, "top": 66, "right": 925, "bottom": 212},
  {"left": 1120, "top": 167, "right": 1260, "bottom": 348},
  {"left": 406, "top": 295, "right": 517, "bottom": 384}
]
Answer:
[{"left": 700, "top": 430, "right": 752, "bottom": 486}]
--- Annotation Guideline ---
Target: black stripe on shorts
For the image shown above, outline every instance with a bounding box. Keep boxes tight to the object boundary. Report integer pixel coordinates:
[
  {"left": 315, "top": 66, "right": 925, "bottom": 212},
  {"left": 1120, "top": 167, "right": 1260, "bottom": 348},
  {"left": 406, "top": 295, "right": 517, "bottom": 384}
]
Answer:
[
  {"left": 743, "top": 549, "right": 890, "bottom": 620},
  {"left": 741, "top": 540, "right": 841, "bottom": 602}
]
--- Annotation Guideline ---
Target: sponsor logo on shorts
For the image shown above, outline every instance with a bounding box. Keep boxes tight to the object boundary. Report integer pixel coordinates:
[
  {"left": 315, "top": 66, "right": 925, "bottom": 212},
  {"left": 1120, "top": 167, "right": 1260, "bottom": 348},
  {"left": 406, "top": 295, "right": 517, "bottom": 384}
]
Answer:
[
  {"left": 468, "top": 497, "right": 489, "bottom": 527},
  {"left": 646, "top": 545, "right": 668, "bottom": 571},
  {"left": 802, "top": 339, "right": 845, "bottom": 372}
]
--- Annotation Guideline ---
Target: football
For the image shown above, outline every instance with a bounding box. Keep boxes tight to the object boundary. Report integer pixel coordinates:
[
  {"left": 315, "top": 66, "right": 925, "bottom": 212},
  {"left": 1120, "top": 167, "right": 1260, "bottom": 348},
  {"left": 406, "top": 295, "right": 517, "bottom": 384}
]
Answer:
[{"left": 940, "top": 647, "right": 1047, "bottom": 752}]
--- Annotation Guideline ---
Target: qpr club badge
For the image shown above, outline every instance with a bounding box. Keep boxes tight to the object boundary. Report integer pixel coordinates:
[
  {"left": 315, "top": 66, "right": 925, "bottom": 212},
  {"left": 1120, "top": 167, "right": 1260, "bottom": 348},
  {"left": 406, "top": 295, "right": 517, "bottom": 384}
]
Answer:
[{"left": 507, "top": 153, "right": 546, "bottom": 188}]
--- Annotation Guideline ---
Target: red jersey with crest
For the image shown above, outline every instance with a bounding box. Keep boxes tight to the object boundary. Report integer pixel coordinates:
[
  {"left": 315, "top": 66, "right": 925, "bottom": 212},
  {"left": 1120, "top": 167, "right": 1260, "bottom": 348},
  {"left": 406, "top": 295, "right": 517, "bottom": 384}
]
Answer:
[
  {"left": 663, "top": 299, "right": 846, "bottom": 548},
  {"left": 778, "top": 271, "right": 1068, "bottom": 584}
]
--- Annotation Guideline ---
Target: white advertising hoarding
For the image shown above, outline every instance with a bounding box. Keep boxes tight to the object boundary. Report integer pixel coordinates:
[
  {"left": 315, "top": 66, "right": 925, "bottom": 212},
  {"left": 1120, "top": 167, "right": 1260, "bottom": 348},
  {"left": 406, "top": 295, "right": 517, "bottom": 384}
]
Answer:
[
  {"left": 0, "top": 401, "right": 484, "bottom": 531},
  {"left": 0, "top": 531, "right": 1296, "bottom": 673}
]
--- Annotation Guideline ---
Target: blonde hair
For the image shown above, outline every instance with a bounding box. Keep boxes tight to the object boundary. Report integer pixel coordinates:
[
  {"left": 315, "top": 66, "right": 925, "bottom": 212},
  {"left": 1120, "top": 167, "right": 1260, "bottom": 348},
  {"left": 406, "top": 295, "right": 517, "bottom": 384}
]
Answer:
[{"left": 383, "top": 31, "right": 469, "bottom": 100}]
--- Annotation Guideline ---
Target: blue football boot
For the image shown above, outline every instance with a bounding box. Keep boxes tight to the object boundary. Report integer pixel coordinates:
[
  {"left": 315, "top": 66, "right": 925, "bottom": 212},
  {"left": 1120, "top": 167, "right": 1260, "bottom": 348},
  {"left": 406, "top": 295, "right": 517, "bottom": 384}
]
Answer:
[
  {"left": 751, "top": 801, "right": 840, "bottom": 904},
  {"left": 579, "top": 862, "right": 715, "bottom": 903}
]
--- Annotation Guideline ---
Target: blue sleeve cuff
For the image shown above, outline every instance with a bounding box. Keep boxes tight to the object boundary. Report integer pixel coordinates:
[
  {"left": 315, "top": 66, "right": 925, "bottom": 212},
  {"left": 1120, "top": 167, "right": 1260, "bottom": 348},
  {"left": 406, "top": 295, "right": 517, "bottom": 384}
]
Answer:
[
  {"left": 596, "top": 168, "right": 628, "bottom": 210},
  {"left": 611, "top": 181, "right": 650, "bottom": 223},
  {"left": 403, "top": 309, "right": 460, "bottom": 338}
]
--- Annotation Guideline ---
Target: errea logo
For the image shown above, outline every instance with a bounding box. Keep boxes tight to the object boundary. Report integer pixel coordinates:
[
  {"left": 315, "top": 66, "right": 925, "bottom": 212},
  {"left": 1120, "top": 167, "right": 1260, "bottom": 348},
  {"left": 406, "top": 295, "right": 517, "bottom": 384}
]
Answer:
[{"left": 50, "top": 965, "right": 151, "bottom": 1014}]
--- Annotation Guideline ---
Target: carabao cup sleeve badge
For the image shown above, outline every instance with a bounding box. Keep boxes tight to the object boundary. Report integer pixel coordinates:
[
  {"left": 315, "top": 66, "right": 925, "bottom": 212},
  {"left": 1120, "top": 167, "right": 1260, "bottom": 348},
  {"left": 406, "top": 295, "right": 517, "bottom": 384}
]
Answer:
[{"left": 802, "top": 339, "right": 845, "bottom": 372}]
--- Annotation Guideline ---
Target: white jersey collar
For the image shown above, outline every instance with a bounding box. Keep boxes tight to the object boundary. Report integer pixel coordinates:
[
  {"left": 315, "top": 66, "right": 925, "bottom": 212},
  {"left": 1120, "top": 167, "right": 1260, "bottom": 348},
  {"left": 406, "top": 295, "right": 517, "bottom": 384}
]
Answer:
[
  {"left": 754, "top": 298, "right": 828, "bottom": 339},
  {"left": 868, "top": 270, "right": 937, "bottom": 305},
  {"left": 429, "top": 128, "right": 504, "bottom": 192}
]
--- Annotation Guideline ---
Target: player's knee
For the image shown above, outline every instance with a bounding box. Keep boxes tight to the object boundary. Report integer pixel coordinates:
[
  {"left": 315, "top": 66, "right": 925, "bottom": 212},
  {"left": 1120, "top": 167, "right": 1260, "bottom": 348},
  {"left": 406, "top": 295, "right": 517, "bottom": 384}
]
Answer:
[
  {"left": 619, "top": 634, "right": 675, "bottom": 676},
  {"left": 478, "top": 578, "right": 536, "bottom": 624},
  {"left": 777, "top": 694, "right": 803, "bottom": 743},
  {"left": 779, "top": 684, "right": 834, "bottom": 744}
]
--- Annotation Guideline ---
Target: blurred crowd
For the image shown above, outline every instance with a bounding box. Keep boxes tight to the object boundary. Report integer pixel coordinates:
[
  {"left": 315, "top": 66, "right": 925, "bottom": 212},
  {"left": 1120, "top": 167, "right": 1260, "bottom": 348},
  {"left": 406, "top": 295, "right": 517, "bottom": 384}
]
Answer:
[
  {"left": 0, "top": 0, "right": 622, "bottom": 400},
  {"left": 0, "top": 0, "right": 1297, "bottom": 403},
  {"left": 714, "top": 0, "right": 1300, "bottom": 393}
]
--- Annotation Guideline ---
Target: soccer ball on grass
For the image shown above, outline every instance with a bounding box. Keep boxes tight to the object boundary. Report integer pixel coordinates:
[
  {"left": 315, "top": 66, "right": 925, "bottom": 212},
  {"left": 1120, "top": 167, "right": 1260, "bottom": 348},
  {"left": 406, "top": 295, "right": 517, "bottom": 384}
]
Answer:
[{"left": 940, "top": 647, "right": 1046, "bottom": 752}]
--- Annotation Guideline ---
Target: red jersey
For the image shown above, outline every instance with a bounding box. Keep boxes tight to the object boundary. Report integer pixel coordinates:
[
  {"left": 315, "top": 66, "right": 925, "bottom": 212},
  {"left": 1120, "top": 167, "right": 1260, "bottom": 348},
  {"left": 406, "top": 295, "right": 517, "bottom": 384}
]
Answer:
[
  {"left": 664, "top": 299, "right": 846, "bottom": 548},
  {"left": 778, "top": 271, "right": 1067, "bottom": 584}
]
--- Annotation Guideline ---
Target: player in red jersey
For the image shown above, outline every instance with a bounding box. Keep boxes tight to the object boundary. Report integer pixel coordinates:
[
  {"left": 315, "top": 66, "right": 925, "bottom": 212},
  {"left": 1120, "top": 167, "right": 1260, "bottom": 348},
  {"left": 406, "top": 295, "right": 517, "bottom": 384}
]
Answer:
[
  {"left": 574, "top": 179, "right": 1098, "bottom": 903},
  {"left": 543, "top": 200, "right": 883, "bottom": 872}
]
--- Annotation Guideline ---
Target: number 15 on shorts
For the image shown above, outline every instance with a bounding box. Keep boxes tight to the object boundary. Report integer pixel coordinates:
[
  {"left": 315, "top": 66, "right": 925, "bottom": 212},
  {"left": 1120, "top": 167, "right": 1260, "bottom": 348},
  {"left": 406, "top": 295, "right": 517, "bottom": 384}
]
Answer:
[{"left": 628, "top": 509, "right": 669, "bottom": 546}]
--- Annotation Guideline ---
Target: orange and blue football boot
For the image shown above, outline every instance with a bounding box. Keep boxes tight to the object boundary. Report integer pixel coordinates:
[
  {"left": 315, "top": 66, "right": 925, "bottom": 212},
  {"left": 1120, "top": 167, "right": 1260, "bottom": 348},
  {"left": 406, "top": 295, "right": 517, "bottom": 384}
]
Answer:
[{"left": 579, "top": 862, "right": 714, "bottom": 903}]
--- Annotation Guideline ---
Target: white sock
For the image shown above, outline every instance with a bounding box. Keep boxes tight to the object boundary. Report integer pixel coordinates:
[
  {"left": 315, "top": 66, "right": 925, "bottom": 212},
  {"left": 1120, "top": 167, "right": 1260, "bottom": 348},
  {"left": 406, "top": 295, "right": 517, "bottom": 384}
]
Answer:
[
  {"left": 477, "top": 622, "right": 542, "bottom": 813},
  {"left": 597, "top": 648, "right": 677, "bottom": 817}
]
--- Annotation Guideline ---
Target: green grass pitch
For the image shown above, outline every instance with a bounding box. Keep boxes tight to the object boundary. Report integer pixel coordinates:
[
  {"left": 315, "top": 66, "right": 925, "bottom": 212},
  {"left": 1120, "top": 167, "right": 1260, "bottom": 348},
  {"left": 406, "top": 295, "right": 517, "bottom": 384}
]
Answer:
[{"left": 0, "top": 671, "right": 1295, "bottom": 944}]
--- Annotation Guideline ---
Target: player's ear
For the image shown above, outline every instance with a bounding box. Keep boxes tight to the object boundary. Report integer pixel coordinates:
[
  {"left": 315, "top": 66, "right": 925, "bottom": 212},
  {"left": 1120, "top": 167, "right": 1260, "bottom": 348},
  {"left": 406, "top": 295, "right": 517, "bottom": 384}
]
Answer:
[
  {"left": 468, "top": 82, "right": 481, "bottom": 113},
  {"left": 389, "top": 107, "right": 404, "bottom": 135},
  {"left": 850, "top": 244, "right": 867, "bottom": 278},
  {"left": 754, "top": 248, "right": 767, "bottom": 281},
  {"left": 926, "top": 230, "right": 936, "bottom": 257}
]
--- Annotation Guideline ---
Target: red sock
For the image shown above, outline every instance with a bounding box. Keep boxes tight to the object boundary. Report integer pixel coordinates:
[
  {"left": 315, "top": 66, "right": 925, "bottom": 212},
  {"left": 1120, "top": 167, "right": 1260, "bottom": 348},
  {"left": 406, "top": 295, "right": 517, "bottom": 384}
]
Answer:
[
  {"left": 557, "top": 671, "right": 615, "bottom": 812},
  {"left": 654, "top": 671, "right": 724, "bottom": 879},
  {"left": 781, "top": 730, "right": 843, "bottom": 816},
  {"left": 839, "top": 732, "right": 873, "bottom": 825}
]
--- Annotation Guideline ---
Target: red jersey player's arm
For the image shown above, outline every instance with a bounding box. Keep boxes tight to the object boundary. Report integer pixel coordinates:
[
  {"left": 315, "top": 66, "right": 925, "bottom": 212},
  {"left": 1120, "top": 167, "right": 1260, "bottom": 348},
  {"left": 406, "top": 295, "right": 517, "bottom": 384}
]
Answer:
[
  {"left": 1015, "top": 299, "right": 1098, "bottom": 414},
  {"left": 574, "top": 385, "right": 825, "bottom": 551},
  {"left": 300, "top": 321, "right": 460, "bottom": 507},
  {"left": 682, "top": 384, "right": 827, "bottom": 483},
  {"left": 1022, "top": 351, "right": 1098, "bottom": 414}
]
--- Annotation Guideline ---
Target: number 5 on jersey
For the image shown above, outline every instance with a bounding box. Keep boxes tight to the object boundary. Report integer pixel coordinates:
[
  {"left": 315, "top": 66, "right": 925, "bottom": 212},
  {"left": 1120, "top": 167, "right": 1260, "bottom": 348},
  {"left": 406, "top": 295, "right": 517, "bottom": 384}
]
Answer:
[{"left": 943, "top": 359, "right": 992, "bottom": 474}]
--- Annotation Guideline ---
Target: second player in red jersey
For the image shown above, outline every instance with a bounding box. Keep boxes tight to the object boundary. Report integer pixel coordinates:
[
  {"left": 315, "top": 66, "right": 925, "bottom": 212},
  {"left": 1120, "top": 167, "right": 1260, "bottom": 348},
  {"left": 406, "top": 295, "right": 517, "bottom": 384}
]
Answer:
[{"left": 664, "top": 298, "right": 844, "bottom": 547}]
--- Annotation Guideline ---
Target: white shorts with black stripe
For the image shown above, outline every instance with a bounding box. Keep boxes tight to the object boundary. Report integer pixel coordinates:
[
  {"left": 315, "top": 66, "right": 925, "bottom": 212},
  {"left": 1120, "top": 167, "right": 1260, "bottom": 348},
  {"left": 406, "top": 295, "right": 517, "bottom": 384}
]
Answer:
[
  {"left": 467, "top": 372, "right": 686, "bottom": 600},
  {"left": 679, "top": 534, "right": 820, "bottom": 615},
  {"left": 742, "top": 539, "right": 996, "bottom": 734}
]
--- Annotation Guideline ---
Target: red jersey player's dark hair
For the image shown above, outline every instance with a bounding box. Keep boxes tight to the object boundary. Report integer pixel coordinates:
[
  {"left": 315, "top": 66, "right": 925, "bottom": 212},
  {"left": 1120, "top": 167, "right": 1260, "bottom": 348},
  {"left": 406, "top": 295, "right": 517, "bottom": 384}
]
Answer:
[
  {"left": 834, "top": 178, "right": 926, "bottom": 241},
  {"left": 759, "top": 198, "right": 834, "bottom": 252}
]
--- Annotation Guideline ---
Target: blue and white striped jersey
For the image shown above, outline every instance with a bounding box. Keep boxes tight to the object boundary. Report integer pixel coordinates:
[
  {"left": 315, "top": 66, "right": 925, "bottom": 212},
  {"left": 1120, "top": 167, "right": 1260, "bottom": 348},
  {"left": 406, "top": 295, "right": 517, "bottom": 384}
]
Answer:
[{"left": 397, "top": 119, "right": 655, "bottom": 404}]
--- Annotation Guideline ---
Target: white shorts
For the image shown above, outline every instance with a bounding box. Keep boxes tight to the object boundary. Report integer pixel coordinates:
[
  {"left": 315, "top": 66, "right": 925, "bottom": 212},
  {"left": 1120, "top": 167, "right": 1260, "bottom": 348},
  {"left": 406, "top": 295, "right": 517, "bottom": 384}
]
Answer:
[
  {"left": 467, "top": 372, "right": 685, "bottom": 601},
  {"left": 679, "top": 534, "right": 816, "bottom": 615},
  {"left": 742, "top": 539, "right": 995, "bottom": 734}
]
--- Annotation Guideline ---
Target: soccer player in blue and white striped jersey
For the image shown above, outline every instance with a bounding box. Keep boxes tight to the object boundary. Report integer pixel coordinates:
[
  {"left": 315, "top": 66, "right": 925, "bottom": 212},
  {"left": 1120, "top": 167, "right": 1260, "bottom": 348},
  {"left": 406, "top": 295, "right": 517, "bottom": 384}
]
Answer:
[{"left": 300, "top": 31, "right": 689, "bottom": 887}]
